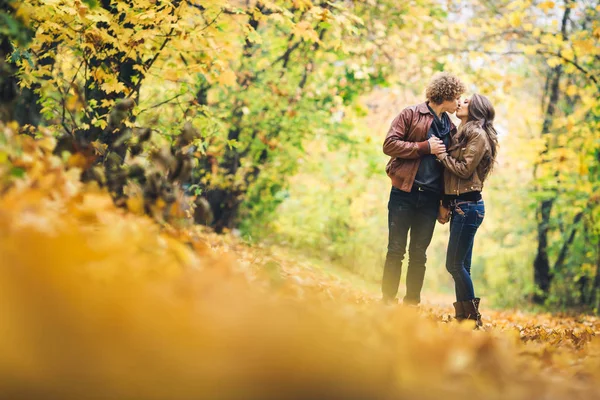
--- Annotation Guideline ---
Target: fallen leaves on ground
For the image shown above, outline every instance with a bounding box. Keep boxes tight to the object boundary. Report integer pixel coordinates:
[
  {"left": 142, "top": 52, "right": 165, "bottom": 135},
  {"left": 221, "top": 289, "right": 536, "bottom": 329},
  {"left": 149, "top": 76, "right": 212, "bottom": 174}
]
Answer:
[{"left": 1, "top": 123, "right": 600, "bottom": 399}]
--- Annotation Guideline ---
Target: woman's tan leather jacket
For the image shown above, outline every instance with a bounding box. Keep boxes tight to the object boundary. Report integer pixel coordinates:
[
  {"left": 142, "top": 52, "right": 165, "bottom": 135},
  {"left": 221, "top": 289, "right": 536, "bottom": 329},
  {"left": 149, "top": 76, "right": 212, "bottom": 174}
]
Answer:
[{"left": 438, "top": 125, "right": 491, "bottom": 195}]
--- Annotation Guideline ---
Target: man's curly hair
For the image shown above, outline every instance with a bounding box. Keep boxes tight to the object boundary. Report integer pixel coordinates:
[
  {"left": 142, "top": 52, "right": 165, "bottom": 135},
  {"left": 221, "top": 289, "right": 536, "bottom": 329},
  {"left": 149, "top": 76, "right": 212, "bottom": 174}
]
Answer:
[{"left": 425, "top": 73, "right": 465, "bottom": 104}]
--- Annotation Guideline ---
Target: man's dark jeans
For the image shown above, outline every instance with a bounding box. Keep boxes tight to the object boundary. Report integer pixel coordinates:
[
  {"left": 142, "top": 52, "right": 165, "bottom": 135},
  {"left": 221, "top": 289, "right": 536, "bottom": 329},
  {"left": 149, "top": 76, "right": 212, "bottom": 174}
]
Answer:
[
  {"left": 382, "top": 186, "right": 439, "bottom": 304},
  {"left": 445, "top": 199, "right": 485, "bottom": 302}
]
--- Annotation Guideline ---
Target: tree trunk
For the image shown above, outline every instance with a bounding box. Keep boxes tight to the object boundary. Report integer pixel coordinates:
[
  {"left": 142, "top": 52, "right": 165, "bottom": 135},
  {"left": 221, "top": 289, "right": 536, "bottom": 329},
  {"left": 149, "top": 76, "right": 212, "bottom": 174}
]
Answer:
[
  {"left": 532, "top": 0, "right": 572, "bottom": 304},
  {"left": 591, "top": 238, "right": 600, "bottom": 313},
  {"left": 533, "top": 198, "right": 554, "bottom": 303},
  {"left": 205, "top": 187, "right": 241, "bottom": 233},
  {"left": 0, "top": 36, "right": 18, "bottom": 123},
  {"left": 553, "top": 211, "right": 584, "bottom": 275}
]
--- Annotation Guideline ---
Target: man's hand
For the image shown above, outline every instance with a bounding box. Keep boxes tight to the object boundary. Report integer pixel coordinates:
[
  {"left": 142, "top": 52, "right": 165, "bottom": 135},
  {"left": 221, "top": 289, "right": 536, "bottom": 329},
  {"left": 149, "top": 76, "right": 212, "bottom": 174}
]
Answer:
[{"left": 428, "top": 137, "right": 446, "bottom": 155}]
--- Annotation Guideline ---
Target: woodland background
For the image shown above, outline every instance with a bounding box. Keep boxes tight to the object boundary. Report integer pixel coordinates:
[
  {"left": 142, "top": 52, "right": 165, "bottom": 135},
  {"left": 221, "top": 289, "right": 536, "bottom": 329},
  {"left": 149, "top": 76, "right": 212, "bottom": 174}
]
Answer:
[{"left": 1, "top": 0, "right": 599, "bottom": 312}]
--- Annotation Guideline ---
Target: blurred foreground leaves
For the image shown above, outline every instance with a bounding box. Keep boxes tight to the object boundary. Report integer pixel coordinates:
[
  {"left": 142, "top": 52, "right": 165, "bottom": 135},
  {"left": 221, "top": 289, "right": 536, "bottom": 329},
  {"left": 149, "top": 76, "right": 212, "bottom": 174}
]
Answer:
[{"left": 1, "top": 121, "right": 600, "bottom": 399}]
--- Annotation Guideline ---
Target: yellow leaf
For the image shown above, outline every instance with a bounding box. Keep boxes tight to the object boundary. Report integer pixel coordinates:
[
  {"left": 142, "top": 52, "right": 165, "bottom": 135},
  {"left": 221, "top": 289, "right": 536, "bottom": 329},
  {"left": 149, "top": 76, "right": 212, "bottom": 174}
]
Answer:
[
  {"left": 100, "top": 99, "right": 115, "bottom": 109},
  {"left": 572, "top": 39, "right": 596, "bottom": 53},
  {"left": 85, "top": 12, "right": 111, "bottom": 23},
  {"left": 218, "top": 69, "right": 237, "bottom": 86},
  {"left": 509, "top": 13, "right": 522, "bottom": 27},
  {"left": 292, "top": 0, "right": 313, "bottom": 11},
  {"left": 566, "top": 85, "right": 578, "bottom": 97},
  {"left": 538, "top": 1, "right": 555, "bottom": 12},
  {"left": 293, "top": 21, "right": 319, "bottom": 42},
  {"left": 67, "top": 153, "right": 89, "bottom": 169},
  {"left": 101, "top": 80, "right": 127, "bottom": 94},
  {"left": 37, "top": 137, "right": 56, "bottom": 152},
  {"left": 91, "top": 141, "right": 108, "bottom": 156},
  {"left": 77, "top": 5, "right": 88, "bottom": 18},
  {"left": 546, "top": 57, "right": 561, "bottom": 68},
  {"left": 163, "top": 69, "right": 180, "bottom": 81},
  {"left": 522, "top": 45, "right": 537, "bottom": 55}
]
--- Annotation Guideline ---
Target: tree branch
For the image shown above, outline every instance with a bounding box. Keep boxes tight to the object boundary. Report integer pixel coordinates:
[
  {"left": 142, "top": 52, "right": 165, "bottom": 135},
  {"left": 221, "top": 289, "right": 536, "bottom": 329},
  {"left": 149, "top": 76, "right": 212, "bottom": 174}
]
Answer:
[
  {"left": 553, "top": 210, "right": 585, "bottom": 275},
  {"left": 201, "top": 10, "right": 223, "bottom": 31},
  {"left": 137, "top": 93, "right": 185, "bottom": 115},
  {"left": 439, "top": 47, "right": 599, "bottom": 89},
  {"left": 537, "top": 50, "right": 598, "bottom": 86}
]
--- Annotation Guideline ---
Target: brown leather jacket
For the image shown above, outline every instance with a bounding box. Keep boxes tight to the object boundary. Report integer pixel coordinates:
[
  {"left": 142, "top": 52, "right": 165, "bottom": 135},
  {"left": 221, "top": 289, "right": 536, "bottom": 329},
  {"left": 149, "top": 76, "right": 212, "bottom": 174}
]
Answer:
[
  {"left": 383, "top": 102, "right": 457, "bottom": 192},
  {"left": 438, "top": 125, "right": 491, "bottom": 195}
]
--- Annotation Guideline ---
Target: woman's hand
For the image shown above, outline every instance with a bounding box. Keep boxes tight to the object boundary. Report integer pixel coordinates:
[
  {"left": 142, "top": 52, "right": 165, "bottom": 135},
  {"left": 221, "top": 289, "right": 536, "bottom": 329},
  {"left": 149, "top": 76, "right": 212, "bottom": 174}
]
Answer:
[
  {"left": 437, "top": 203, "right": 451, "bottom": 224},
  {"left": 428, "top": 136, "right": 446, "bottom": 156}
]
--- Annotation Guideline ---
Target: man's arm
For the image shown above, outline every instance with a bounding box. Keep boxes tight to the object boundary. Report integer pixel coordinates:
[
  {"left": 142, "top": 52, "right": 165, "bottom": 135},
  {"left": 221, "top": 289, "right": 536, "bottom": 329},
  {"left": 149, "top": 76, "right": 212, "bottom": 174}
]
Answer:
[{"left": 382, "top": 108, "right": 431, "bottom": 159}]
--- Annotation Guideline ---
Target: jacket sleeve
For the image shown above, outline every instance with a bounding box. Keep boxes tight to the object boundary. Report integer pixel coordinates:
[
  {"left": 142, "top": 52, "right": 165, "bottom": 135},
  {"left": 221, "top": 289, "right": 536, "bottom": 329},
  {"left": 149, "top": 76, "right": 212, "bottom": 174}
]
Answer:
[
  {"left": 382, "top": 108, "right": 430, "bottom": 159},
  {"left": 438, "top": 131, "right": 486, "bottom": 179}
]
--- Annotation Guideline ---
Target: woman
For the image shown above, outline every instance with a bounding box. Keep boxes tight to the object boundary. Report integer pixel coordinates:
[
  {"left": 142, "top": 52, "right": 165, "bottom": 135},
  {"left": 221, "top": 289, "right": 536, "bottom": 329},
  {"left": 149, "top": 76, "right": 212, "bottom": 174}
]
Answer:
[{"left": 434, "top": 93, "right": 499, "bottom": 327}]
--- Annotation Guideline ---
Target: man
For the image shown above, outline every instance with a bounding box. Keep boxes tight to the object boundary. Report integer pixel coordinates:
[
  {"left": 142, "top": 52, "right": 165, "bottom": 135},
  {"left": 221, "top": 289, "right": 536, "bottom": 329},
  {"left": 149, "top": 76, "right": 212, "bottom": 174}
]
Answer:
[{"left": 382, "top": 73, "right": 465, "bottom": 305}]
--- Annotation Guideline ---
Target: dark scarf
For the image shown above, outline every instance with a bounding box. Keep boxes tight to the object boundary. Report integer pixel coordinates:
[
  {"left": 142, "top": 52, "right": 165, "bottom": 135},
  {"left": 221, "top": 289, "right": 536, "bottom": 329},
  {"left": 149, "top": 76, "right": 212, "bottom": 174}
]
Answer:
[{"left": 427, "top": 103, "right": 451, "bottom": 140}]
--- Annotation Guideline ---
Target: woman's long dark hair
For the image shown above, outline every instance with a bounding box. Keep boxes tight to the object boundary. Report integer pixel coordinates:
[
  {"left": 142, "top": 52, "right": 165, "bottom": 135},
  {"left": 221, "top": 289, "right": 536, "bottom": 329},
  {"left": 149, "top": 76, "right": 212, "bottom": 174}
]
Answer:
[{"left": 461, "top": 93, "right": 499, "bottom": 179}]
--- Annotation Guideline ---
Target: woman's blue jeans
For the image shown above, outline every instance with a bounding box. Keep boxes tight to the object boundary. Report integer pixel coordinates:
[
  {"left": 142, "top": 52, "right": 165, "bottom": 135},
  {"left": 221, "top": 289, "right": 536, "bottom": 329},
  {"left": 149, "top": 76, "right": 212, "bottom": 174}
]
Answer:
[{"left": 446, "top": 199, "right": 485, "bottom": 302}]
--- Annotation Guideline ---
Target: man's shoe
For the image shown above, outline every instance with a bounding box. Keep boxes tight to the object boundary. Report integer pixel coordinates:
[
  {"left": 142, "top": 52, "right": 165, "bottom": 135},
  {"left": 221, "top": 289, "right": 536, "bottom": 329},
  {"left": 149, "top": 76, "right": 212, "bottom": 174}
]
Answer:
[
  {"left": 461, "top": 298, "right": 483, "bottom": 328},
  {"left": 382, "top": 297, "right": 398, "bottom": 305},
  {"left": 401, "top": 298, "right": 420, "bottom": 310},
  {"left": 403, "top": 303, "right": 420, "bottom": 311},
  {"left": 402, "top": 296, "right": 420, "bottom": 307}
]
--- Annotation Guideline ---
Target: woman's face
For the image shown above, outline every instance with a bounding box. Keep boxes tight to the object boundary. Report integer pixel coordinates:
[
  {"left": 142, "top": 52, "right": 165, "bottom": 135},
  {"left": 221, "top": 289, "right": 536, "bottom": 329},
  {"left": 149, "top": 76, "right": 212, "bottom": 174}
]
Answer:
[{"left": 456, "top": 97, "right": 470, "bottom": 119}]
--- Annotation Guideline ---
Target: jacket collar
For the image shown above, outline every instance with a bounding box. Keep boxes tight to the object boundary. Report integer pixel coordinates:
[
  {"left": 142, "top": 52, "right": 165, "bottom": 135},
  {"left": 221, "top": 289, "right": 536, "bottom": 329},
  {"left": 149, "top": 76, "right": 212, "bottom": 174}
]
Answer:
[
  {"left": 417, "top": 102, "right": 432, "bottom": 115},
  {"left": 419, "top": 101, "right": 458, "bottom": 132}
]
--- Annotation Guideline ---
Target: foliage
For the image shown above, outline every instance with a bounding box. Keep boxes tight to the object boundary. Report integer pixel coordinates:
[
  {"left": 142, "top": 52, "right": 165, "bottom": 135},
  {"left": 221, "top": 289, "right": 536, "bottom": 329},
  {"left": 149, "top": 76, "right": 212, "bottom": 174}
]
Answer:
[{"left": 2, "top": 0, "right": 449, "bottom": 232}]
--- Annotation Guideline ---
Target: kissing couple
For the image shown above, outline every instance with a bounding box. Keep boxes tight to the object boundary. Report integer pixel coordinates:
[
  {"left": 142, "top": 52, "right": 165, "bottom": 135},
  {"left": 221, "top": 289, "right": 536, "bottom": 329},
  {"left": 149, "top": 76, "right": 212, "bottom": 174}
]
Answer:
[{"left": 381, "top": 73, "right": 499, "bottom": 328}]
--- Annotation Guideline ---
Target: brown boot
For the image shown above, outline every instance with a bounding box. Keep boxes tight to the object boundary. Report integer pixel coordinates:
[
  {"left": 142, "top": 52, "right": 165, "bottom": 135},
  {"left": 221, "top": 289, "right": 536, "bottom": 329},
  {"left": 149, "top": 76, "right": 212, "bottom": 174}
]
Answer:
[
  {"left": 462, "top": 298, "right": 483, "bottom": 328},
  {"left": 453, "top": 301, "right": 465, "bottom": 321}
]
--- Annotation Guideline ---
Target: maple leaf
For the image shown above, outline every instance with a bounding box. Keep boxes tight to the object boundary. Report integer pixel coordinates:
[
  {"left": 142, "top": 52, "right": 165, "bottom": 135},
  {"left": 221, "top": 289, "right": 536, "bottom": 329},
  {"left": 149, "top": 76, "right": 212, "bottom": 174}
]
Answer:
[{"left": 100, "top": 80, "right": 127, "bottom": 94}]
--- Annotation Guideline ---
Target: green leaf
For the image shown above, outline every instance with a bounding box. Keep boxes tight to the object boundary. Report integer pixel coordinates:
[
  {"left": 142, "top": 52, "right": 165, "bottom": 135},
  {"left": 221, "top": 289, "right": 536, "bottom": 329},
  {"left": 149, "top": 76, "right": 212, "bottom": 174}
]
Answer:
[
  {"left": 226, "top": 139, "right": 241, "bottom": 149},
  {"left": 10, "top": 167, "right": 26, "bottom": 178},
  {"left": 82, "top": 0, "right": 99, "bottom": 8}
]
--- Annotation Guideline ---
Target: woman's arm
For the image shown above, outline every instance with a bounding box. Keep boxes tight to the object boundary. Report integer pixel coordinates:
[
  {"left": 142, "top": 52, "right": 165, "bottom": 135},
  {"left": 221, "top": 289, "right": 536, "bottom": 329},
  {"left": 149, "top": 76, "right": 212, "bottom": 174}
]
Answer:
[{"left": 436, "top": 131, "right": 487, "bottom": 179}]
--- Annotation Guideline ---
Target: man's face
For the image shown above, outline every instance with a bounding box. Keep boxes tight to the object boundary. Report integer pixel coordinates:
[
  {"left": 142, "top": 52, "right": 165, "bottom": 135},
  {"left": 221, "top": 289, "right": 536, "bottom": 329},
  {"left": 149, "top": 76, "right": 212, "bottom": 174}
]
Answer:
[{"left": 441, "top": 96, "right": 461, "bottom": 114}]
